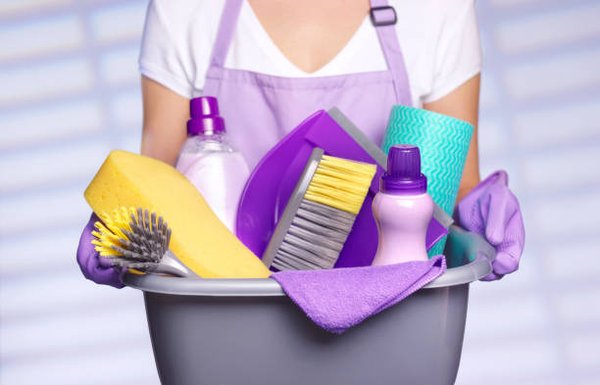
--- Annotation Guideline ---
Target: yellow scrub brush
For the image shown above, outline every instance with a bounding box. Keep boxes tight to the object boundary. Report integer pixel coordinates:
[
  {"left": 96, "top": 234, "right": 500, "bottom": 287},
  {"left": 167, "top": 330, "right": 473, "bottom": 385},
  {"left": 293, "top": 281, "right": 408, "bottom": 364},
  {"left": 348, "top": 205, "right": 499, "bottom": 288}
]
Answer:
[
  {"left": 262, "top": 148, "right": 377, "bottom": 271},
  {"left": 92, "top": 207, "right": 198, "bottom": 278}
]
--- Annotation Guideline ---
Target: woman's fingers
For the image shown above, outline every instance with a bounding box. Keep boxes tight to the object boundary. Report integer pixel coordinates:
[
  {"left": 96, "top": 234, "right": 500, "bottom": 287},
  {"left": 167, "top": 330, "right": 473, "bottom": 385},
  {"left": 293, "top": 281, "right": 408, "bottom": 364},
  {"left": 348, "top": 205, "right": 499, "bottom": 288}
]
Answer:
[
  {"left": 492, "top": 250, "right": 519, "bottom": 276},
  {"left": 484, "top": 186, "right": 509, "bottom": 246}
]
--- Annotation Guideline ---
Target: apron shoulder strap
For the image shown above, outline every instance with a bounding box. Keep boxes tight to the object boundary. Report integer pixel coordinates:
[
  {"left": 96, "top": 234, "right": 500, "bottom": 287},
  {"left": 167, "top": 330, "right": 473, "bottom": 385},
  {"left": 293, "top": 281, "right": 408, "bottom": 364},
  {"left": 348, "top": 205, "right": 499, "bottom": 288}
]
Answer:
[
  {"left": 369, "top": 0, "right": 412, "bottom": 106},
  {"left": 209, "top": 0, "right": 244, "bottom": 68}
]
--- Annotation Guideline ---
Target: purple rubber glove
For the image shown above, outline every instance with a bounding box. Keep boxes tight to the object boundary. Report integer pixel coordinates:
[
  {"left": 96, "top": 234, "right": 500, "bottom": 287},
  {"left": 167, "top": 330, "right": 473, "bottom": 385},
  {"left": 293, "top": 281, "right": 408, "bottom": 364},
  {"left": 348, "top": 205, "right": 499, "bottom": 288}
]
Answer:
[
  {"left": 76, "top": 213, "right": 124, "bottom": 288},
  {"left": 455, "top": 171, "right": 525, "bottom": 281}
]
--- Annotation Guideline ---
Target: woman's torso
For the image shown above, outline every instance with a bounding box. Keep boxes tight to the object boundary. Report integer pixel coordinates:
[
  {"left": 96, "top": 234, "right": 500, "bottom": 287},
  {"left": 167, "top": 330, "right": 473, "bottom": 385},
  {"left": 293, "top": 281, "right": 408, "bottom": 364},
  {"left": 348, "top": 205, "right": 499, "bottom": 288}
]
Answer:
[{"left": 140, "top": 0, "right": 481, "bottom": 109}]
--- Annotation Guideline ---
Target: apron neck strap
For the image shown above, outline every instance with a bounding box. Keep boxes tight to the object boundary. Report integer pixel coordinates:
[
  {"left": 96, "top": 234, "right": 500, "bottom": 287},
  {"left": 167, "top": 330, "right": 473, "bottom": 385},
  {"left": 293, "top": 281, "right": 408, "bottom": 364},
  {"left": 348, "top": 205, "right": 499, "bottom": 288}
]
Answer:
[
  {"left": 369, "top": 0, "right": 412, "bottom": 106},
  {"left": 209, "top": 0, "right": 243, "bottom": 68}
]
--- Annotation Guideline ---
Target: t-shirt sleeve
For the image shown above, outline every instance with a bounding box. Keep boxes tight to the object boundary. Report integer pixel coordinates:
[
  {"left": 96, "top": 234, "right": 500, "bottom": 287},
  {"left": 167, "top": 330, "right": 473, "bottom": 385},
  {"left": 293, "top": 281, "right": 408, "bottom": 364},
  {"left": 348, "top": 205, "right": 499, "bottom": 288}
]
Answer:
[
  {"left": 422, "top": 0, "right": 482, "bottom": 103},
  {"left": 138, "top": 0, "right": 196, "bottom": 98}
]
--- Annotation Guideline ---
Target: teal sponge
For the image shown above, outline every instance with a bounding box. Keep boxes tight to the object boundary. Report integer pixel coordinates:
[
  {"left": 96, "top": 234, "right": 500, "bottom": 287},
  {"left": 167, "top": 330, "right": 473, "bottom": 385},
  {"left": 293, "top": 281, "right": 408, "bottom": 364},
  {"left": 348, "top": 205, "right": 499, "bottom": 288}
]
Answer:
[{"left": 382, "top": 105, "right": 473, "bottom": 256}]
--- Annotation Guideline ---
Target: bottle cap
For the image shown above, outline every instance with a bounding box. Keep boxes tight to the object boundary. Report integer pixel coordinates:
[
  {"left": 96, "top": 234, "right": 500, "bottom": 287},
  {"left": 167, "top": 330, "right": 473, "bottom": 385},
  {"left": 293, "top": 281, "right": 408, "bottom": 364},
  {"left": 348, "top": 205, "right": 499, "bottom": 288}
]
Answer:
[
  {"left": 187, "top": 96, "right": 226, "bottom": 136},
  {"left": 381, "top": 145, "right": 427, "bottom": 194}
]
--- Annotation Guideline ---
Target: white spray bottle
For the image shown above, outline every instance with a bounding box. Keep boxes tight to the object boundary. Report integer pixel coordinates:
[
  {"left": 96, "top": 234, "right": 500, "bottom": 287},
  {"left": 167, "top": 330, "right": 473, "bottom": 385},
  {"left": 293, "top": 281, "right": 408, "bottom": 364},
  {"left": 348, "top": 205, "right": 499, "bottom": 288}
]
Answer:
[{"left": 176, "top": 96, "right": 250, "bottom": 232}]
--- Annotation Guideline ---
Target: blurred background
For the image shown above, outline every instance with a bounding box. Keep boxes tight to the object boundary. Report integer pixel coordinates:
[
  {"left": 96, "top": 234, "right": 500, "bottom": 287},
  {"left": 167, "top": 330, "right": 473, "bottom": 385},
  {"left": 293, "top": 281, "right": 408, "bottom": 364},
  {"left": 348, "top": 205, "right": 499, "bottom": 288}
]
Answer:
[{"left": 1, "top": 0, "right": 599, "bottom": 384}]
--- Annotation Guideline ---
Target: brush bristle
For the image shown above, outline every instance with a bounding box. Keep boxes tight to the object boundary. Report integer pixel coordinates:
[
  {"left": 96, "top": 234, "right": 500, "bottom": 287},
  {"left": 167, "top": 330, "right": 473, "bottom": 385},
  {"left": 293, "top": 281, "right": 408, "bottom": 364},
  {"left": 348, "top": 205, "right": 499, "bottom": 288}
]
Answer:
[
  {"left": 271, "top": 154, "right": 376, "bottom": 271},
  {"left": 91, "top": 207, "right": 171, "bottom": 271},
  {"left": 304, "top": 155, "right": 376, "bottom": 215}
]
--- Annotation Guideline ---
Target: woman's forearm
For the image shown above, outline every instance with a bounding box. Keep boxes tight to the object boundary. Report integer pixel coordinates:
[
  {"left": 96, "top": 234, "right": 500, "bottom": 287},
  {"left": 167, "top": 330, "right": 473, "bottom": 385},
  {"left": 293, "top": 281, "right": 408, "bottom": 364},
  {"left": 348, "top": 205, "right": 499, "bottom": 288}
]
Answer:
[
  {"left": 423, "top": 74, "right": 481, "bottom": 202},
  {"left": 141, "top": 76, "right": 189, "bottom": 166}
]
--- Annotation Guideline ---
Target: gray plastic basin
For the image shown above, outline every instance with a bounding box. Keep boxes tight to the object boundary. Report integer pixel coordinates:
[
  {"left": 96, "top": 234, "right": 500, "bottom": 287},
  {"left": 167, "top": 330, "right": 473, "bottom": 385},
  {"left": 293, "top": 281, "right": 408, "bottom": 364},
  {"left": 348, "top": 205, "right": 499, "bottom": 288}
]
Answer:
[{"left": 123, "top": 226, "right": 495, "bottom": 385}]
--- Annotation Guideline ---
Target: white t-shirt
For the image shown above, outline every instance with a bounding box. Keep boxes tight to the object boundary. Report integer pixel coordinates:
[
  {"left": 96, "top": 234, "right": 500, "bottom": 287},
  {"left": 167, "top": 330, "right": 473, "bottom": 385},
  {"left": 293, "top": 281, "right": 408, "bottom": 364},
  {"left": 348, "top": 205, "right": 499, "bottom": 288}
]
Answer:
[{"left": 139, "top": 0, "right": 481, "bottom": 107}]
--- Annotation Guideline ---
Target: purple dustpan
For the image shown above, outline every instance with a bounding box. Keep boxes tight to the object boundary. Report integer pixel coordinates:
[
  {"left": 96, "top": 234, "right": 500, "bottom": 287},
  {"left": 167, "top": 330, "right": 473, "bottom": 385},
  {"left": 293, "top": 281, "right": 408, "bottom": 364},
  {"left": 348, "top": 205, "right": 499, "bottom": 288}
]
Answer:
[{"left": 236, "top": 109, "right": 449, "bottom": 268}]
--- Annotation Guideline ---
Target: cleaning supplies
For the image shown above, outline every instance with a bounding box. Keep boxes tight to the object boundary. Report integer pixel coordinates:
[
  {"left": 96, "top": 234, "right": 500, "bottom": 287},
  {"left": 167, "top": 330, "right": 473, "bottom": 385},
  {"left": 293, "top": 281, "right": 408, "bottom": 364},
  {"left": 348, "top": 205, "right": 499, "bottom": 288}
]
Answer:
[
  {"left": 92, "top": 207, "right": 197, "bottom": 278},
  {"left": 84, "top": 150, "right": 270, "bottom": 279},
  {"left": 328, "top": 108, "right": 452, "bottom": 246},
  {"left": 176, "top": 96, "right": 250, "bottom": 232},
  {"left": 372, "top": 145, "right": 433, "bottom": 265},
  {"left": 237, "top": 108, "right": 452, "bottom": 268},
  {"left": 382, "top": 105, "right": 473, "bottom": 256},
  {"left": 262, "top": 148, "right": 377, "bottom": 271}
]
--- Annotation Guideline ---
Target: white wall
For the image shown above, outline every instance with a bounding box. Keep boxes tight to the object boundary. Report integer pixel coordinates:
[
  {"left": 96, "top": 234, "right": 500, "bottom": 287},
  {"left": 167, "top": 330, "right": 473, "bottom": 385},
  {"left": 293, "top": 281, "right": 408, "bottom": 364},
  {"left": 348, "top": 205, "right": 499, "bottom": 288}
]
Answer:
[{"left": 1, "top": 1, "right": 599, "bottom": 384}]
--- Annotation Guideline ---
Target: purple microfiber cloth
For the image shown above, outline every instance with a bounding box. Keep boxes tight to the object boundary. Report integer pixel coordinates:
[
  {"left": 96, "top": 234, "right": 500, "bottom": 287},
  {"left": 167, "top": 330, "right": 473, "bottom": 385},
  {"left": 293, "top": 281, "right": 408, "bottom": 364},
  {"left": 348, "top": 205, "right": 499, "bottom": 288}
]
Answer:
[{"left": 271, "top": 255, "right": 446, "bottom": 334}]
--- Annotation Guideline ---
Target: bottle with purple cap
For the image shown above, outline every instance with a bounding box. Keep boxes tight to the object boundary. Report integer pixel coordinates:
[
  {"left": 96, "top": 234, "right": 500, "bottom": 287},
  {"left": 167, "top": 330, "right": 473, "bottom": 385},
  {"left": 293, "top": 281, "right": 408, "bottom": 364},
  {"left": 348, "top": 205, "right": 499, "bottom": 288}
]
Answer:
[
  {"left": 371, "top": 145, "right": 434, "bottom": 265},
  {"left": 176, "top": 96, "right": 250, "bottom": 232}
]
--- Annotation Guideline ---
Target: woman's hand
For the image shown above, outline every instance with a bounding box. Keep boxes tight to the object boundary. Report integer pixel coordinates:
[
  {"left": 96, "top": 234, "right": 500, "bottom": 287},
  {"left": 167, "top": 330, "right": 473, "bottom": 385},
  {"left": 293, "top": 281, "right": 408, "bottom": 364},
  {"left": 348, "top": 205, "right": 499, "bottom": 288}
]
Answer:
[
  {"left": 76, "top": 213, "right": 124, "bottom": 288},
  {"left": 141, "top": 76, "right": 190, "bottom": 165},
  {"left": 455, "top": 171, "right": 525, "bottom": 281}
]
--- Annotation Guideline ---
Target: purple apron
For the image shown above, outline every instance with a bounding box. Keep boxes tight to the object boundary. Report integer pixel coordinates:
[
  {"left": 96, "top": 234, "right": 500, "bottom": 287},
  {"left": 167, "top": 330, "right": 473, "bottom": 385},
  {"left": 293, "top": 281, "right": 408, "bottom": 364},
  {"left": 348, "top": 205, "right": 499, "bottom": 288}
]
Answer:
[{"left": 202, "top": 0, "right": 413, "bottom": 170}]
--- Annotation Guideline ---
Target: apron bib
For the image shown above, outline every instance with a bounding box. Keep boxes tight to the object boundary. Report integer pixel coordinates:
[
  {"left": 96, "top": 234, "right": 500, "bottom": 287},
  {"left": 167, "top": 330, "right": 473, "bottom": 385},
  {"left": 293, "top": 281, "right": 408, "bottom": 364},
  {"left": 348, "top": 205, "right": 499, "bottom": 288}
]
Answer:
[{"left": 202, "top": 0, "right": 413, "bottom": 169}]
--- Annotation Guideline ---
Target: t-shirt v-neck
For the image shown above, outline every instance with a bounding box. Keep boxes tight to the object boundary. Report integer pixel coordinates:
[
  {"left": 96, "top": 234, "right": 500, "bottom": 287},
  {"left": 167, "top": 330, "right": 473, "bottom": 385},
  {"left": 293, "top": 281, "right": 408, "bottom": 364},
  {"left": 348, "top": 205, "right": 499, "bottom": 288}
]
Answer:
[{"left": 225, "top": 0, "right": 389, "bottom": 77}]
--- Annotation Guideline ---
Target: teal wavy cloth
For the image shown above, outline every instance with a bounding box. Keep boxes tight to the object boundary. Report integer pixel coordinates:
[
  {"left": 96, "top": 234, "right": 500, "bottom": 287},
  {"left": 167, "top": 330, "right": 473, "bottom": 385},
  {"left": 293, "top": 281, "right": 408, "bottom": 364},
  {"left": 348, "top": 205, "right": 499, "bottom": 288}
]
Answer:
[{"left": 382, "top": 106, "right": 473, "bottom": 256}]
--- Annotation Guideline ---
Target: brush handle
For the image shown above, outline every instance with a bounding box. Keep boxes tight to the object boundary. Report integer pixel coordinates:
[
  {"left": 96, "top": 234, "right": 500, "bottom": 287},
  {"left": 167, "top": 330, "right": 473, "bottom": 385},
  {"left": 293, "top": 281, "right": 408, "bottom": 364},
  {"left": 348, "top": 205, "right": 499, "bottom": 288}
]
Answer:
[
  {"left": 152, "top": 250, "right": 199, "bottom": 278},
  {"left": 122, "top": 251, "right": 198, "bottom": 278},
  {"left": 262, "top": 148, "right": 324, "bottom": 268}
]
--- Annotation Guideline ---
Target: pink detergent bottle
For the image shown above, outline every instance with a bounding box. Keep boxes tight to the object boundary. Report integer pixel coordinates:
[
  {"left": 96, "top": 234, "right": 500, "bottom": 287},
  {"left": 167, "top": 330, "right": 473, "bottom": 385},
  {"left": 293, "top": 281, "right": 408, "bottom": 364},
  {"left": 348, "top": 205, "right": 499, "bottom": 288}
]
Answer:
[{"left": 371, "top": 145, "right": 434, "bottom": 265}]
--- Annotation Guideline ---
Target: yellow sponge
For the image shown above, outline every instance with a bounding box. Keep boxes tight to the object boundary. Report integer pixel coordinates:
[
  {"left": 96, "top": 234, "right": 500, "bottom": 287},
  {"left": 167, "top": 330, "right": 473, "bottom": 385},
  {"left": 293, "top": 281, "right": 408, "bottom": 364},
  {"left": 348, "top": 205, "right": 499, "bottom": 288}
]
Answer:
[{"left": 84, "top": 150, "right": 270, "bottom": 279}]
